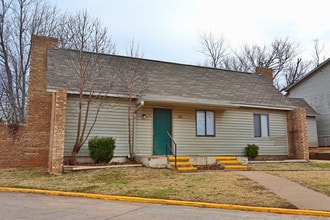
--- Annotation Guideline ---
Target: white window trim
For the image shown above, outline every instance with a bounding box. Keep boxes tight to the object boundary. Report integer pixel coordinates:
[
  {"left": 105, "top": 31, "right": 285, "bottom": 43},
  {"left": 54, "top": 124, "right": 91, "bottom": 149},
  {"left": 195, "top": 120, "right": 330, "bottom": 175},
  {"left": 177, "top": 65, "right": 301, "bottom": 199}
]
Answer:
[
  {"left": 254, "top": 113, "right": 269, "bottom": 137},
  {"left": 196, "top": 110, "right": 215, "bottom": 137}
]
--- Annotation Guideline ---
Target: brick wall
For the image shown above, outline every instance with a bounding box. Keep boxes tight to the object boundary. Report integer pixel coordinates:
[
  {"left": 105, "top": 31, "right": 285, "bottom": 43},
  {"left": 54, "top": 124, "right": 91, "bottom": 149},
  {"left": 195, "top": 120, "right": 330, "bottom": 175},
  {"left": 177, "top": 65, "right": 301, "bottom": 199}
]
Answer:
[
  {"left": 256, "top": 67, "right": 273, "bottom": 82},
  {"left": 0, "top": 35, "right": 59, "bottom": 170},
  {"left": 49, "top": 89, "right": 67, "bottom": 174},
  {"left": 287, "top": 108, "right": 309, "bottom": 160}
]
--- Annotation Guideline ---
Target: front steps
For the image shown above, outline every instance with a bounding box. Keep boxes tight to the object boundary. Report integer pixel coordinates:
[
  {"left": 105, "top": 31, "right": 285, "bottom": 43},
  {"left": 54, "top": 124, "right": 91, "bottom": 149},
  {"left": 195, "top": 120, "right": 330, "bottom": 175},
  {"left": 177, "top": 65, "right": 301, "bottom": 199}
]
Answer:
[
  {"left": 167, "top": 156, "right": 197, "bottom": 172},
  {"left": 167, "top": 156, "right": 248, "bottom": 172},
  {"left": 215, "top": 156, "right": 248, "bottom": 170}
]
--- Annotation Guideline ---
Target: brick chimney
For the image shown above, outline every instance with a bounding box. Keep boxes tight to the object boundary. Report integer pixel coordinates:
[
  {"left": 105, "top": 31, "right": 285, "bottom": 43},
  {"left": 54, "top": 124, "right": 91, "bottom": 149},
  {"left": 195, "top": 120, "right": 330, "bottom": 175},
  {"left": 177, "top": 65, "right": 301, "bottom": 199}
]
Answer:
[{"left": 256, "top": 67, "right": 273, "bottom": 83}]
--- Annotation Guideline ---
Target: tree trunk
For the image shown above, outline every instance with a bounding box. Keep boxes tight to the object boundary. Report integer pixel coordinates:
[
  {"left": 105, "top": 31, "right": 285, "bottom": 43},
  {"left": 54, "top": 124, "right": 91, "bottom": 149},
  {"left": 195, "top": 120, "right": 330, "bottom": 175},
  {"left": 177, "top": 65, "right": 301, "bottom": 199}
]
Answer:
[{"left": 71, "top": 143, "right": 81, "bottom": 165}]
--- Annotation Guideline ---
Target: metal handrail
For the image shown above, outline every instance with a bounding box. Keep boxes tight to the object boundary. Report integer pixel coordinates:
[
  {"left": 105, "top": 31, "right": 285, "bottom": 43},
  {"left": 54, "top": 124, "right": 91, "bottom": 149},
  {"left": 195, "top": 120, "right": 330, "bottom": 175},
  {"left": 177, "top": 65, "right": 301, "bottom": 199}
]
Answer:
[{"left": 166, "top": 131, "right": 177, "bottom": 169}]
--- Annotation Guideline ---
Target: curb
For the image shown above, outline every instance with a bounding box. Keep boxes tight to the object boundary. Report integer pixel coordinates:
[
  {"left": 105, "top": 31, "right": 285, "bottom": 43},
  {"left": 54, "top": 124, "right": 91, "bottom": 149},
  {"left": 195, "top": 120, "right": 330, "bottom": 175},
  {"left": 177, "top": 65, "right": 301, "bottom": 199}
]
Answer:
[{"left": 1, "top": 187, "right": 330, "bottom": 217}]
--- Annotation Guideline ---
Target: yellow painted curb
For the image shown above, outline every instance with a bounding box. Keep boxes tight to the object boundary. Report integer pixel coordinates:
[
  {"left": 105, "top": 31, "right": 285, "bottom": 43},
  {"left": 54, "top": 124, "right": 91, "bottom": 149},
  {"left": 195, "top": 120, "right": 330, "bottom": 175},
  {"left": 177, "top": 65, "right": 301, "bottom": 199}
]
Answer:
[{"left": 0, "top": 187, "right": 330, "bottom": 217}]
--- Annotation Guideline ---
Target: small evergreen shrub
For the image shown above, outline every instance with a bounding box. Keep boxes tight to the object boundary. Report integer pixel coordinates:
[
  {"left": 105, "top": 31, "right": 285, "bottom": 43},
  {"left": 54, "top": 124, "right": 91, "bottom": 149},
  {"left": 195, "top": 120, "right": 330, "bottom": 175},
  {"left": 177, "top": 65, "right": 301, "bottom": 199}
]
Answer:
[
  {"left": 88, "top": 136, "right": 116, "bottom": 163},
  {"left": 245, "top": 144, "right": 259, "bottom": 160}
]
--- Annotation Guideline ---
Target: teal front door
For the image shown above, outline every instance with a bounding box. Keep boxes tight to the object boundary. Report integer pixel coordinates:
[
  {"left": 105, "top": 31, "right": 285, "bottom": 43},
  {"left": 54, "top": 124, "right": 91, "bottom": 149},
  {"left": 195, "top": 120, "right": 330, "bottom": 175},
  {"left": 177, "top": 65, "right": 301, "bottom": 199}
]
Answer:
[{"left": 153, "top": 108, "right": 172, "bottom": 155}]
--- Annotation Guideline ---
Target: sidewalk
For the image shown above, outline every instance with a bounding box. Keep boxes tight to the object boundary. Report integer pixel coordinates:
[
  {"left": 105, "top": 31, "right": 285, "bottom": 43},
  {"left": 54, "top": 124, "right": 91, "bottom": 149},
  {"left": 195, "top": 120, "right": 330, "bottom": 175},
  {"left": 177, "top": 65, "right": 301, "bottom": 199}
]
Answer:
[{"left": 238, "top": 171, "right": 330, "bottom": 211}]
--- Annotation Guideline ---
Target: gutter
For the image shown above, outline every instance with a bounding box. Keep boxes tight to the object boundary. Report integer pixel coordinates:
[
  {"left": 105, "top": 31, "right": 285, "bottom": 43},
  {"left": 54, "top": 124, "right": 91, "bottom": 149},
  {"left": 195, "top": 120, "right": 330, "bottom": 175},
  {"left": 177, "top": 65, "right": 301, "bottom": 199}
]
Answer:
[{"left": 132, "top": 101, "right": 145, "bottom": 158}]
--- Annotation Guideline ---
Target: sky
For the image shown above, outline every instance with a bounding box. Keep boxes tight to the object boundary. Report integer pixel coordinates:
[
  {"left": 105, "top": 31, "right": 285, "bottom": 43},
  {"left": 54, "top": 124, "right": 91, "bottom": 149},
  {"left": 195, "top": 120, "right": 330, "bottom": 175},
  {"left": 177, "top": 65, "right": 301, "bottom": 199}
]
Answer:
[{"left": 55, "top": 0, "right": 330, "bottom": 65}]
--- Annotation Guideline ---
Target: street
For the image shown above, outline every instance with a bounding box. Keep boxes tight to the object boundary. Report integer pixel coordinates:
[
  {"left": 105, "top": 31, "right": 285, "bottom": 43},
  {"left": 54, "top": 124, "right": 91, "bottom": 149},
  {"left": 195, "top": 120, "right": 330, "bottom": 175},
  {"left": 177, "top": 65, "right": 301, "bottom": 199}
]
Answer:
[{"left": 0, "top": 192, "right": 328, "bottom": 220}]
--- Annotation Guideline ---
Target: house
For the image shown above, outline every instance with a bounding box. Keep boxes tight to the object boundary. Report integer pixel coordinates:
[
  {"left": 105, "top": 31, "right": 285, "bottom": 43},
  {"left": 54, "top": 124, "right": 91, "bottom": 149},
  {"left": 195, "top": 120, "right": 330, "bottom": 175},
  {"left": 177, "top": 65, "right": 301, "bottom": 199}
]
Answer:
[
  {"left": 0, "top": 35, "right": 312, "bottom": 173},
  {"left": 45, "top": 37, "right": 312, "bottom": 166},
  {"left": 286, "top": 58, "right": 330, "bottom": 147}
]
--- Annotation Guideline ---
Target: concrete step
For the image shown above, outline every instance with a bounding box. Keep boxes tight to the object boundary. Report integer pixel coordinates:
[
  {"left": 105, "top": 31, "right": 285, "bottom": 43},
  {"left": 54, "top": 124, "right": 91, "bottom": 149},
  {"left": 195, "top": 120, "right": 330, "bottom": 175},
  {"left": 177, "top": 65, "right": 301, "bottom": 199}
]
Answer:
[
  {"left": 215, "top": 156, "right": 237, "bottom": 161},
  {"left": 219, "top": 160, "right": 242, "bottom": 165},
  {"left": 177, "top": 167, "right": 198, "bottom": 172},
  {"left": 167, "top": 156, "right": 190, "bottom": 162},
  {"left": 167, "top": 156, "right": 197, "bottom": 173},
  {"left": 169, "top": 161, "right": 193, "bottom": 167}
]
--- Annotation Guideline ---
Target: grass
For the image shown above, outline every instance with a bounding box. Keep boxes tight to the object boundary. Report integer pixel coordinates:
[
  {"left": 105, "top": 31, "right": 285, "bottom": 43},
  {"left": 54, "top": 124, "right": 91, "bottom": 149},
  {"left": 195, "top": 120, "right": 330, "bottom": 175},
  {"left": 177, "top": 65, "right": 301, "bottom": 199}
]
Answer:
[
  {"left": 249, "top": 161, "right": 330, "bottom": 196},
  {"left": 0, "top": 161, "right": 329, "bottom": 209},
  {"left": 249, "top": 161, "right": 330, "bottom": 171}
]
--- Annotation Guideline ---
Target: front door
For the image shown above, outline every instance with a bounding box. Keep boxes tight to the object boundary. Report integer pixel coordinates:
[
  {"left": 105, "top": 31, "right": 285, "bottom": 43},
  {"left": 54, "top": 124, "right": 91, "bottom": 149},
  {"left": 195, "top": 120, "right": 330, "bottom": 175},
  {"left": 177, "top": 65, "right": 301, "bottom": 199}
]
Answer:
[{"left": 153, "top": 108, "right": 172, "bottom": 155}]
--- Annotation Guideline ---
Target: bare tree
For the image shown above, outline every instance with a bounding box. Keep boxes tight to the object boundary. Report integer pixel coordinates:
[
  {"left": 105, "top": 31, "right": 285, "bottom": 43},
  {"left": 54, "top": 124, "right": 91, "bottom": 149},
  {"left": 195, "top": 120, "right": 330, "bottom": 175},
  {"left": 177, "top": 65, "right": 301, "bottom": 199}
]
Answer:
[
  {"left": 0, "top": 0, "right": 61, "bottom": 123},
  {"left": 197, "top": 32, "right": 299, "bottom": 74},
  {"left": 197, "top": 31, "right": 228, "bottom": 68},
  {"left": 312, "top": 39, "right": 325, "bottom": 67},
  {"left": 126, "top": 38, "right": 144, "bottom": 58},
  {"left": 199, "top": 34, "right": 303, "bottom": 90},
  {"left": 276, "top": 58, "right": 311, "bottom": 92},
  {"left": 57, "top": 10, "right": 116, "bottom": 164},
  {"left": 228, "top": 38, "right": 298, "bottom": 78},
  {"left": 124, "top": 39, "right": 148, "bottom": 159}
]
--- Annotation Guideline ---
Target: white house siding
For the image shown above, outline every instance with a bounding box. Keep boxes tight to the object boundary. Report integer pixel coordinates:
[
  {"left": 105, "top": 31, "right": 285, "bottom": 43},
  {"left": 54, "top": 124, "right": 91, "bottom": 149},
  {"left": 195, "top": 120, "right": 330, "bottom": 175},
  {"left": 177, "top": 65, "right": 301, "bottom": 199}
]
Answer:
[
  {"left": 307, "top": 116, "right": 318, "bottom": 148},
  {"left": 134, "top": 107, "right": 153, "bottom": 155},
  {"left": 134, "top": 106, "right": 288, "bottom": 156},
  {"left": 289, "top": 64, "right": 330, "bottom": 146},
  {"left": 64, "top": 97, "right": 132, "bottom": 157}
]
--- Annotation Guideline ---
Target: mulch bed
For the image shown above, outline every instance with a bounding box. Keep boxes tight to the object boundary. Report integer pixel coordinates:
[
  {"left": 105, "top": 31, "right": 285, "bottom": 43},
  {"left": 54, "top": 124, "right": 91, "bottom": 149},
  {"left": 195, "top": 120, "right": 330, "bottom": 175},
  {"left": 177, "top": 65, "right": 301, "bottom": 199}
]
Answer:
[{"left": 196, "top": 165, "right": 223, "bottom": 171}]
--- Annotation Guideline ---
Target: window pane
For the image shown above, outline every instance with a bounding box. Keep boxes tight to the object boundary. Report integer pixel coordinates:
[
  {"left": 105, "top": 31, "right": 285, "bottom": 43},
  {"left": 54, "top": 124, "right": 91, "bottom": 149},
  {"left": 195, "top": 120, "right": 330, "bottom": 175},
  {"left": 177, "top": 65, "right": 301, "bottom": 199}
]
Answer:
[
  {"left": 206, "top": 111, "right": 215, "bottom": 135},
  {"left": 254, "top": 114, "right": 261, "bottom": 137},
  {"left": 261, "top": 114, "right": 269, "bottom": 137},
  {"left": 196, "top": 111, "right": 205, "bottom": 136}
]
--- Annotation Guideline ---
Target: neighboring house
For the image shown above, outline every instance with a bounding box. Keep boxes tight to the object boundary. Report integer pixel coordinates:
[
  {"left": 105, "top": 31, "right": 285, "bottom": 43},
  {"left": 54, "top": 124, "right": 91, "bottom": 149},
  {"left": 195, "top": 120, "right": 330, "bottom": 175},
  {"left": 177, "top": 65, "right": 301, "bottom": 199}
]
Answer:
[
  {"left": 286, "top": 58, "right": 330, "bottom": 147},
  {"left": 0, "top": 35, "right": 312, "bottom": 173}
]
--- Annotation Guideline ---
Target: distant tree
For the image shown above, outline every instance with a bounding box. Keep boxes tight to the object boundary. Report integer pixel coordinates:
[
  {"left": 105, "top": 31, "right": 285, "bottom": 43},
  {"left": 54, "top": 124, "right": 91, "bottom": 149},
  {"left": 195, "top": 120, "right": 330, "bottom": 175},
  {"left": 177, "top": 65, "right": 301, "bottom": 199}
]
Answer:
[
  {"left": 197, "top": 31, "right": 228, "bottom": 68},
  {"left": 0, "top": 0, "right": 61, "bottom": 123},
  {"left": 229, "top": 38, "right": 299, "bottom": 80},
  {"left": 56, "top": 10, "right": 116, "bottom": 164},
  {"left": 312, "top": 39, "right": 325, "bottom": 67},
  {"left": 280, "top": 39, "right": 328, "bottom": 92},
  {"left": 278, "top": 58, "right": 311, "bottom": 92},
  {"left": 197, "top": 33, "right": 307, "bottom": 90},
  {"left": 124, "top": 39, "right": 148, "bottom": 159}
]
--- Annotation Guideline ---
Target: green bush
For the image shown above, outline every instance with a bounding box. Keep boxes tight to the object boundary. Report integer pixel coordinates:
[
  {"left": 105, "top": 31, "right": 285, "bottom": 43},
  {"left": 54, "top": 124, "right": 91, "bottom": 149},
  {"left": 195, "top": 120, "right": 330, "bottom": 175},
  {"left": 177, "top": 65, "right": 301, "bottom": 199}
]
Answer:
[
  {"left": 88, "top": 136, "right": 116, "bottom": 163},
  {"left": 244, "top": 144, "right": 259, "bottom": 160}
]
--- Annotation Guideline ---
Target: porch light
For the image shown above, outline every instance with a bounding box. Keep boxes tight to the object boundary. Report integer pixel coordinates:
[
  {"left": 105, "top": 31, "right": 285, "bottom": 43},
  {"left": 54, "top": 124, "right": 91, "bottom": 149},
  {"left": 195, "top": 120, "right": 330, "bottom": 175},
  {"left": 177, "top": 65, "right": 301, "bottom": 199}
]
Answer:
[{"left": 142, "top": 113, "right": 146, "bottom": 119}]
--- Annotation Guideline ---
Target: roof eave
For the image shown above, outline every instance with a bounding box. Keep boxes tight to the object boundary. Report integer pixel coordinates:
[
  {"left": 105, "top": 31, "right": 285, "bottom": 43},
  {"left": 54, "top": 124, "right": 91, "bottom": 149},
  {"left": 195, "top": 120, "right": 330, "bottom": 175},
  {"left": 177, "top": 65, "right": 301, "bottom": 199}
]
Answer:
[
  {"left": 234, "top": 103, "right": 295, "bottom": 111},
  {"left": 47, "top": 88, "right": 134, "bottom": 99}
]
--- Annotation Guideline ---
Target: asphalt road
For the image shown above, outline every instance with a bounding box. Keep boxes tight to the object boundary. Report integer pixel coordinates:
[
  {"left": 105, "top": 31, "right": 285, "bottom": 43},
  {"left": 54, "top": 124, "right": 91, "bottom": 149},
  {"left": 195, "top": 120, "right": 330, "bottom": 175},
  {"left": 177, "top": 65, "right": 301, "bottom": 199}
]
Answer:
[{"left": 0, "top": 192, "right": 328, "bottom": 220}]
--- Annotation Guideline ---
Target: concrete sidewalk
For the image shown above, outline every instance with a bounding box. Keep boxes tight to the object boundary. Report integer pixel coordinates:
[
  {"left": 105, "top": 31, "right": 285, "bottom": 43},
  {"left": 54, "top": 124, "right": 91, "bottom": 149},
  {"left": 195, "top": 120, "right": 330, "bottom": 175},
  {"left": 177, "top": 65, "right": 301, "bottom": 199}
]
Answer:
[{"left": 238, "top": 171, "right": 330, "bottom": 211}]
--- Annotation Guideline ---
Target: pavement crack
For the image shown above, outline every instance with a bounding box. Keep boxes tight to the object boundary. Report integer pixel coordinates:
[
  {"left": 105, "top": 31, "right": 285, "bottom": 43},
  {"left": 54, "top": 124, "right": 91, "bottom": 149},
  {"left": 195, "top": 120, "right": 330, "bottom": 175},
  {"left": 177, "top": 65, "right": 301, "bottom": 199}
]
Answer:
[{"left": 106, "top": 203, "right": 153, "bottom": 220}]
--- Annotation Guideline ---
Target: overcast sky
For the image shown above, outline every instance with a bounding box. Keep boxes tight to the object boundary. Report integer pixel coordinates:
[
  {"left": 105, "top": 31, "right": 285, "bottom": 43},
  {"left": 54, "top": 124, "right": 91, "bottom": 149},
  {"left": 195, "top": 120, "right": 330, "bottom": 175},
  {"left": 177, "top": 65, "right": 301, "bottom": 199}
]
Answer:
[{"left": 55, "top": 0, "right": 330, "bottom": 65}]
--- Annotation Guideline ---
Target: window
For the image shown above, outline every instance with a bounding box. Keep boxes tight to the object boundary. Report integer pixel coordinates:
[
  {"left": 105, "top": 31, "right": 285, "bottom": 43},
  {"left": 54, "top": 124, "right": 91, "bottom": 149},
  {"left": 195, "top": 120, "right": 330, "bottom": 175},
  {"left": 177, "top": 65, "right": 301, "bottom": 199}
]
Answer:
[
  {"left": 196, "top": 110, "right": 215, "bottom": 136},
  {"left": 254, "top": 114, "right": 269, "bottom": 137}
]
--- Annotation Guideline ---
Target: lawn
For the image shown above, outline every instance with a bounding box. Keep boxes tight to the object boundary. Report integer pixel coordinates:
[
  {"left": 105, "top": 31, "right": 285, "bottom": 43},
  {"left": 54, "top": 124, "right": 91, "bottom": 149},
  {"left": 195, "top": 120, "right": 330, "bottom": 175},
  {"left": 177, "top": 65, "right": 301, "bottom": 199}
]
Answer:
[
  {"left": 249, "top": 161, "right": 330, "bottom": 196},
  {"left": 0, "top": 161, "right": 329, "bottom": 209}
]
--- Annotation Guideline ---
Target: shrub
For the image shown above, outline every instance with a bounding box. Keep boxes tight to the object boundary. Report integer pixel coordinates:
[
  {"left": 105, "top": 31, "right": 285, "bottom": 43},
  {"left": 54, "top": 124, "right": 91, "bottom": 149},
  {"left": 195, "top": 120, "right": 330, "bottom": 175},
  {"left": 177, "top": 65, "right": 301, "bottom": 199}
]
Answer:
[
  {"left": 88, "top": 136, "right": 116, "bottom": 163},
  {"left": 245, "top": 144, "right": 259, "bottom": 160}
]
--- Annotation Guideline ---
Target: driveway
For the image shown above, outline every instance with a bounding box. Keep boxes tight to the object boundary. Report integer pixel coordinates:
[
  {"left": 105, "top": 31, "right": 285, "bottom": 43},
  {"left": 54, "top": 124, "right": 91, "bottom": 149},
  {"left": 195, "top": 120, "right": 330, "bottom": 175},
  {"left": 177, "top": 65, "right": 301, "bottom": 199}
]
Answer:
[{"left": 0, "top": 192, "right": 328, "bottom": 220}]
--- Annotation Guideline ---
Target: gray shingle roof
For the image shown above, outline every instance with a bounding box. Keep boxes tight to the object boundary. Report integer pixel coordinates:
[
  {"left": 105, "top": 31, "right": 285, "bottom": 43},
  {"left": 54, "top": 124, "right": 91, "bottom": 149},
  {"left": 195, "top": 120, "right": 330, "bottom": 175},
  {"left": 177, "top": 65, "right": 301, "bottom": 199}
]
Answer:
[
  {"left": 47, "top": 48, "right": 294, "bottom": 110},
  {"left": 288, "top": 98, "right": 318, "bottom": 116}
]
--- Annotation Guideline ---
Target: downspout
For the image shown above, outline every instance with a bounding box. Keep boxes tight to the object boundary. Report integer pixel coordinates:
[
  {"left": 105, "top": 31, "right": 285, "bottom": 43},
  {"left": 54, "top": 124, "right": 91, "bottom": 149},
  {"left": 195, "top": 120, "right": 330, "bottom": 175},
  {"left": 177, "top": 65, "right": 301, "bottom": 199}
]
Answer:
[{"left": 132, "top": 100, "right": 144, "bottom": 158}]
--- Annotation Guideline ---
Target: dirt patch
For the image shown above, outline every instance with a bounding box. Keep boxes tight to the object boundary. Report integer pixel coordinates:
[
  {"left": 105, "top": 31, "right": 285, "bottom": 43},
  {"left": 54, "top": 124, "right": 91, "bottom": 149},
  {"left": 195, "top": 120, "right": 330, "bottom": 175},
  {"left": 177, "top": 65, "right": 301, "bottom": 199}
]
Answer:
[{"left": 195, "top": 165, "right": 222, "bottom": 171}]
